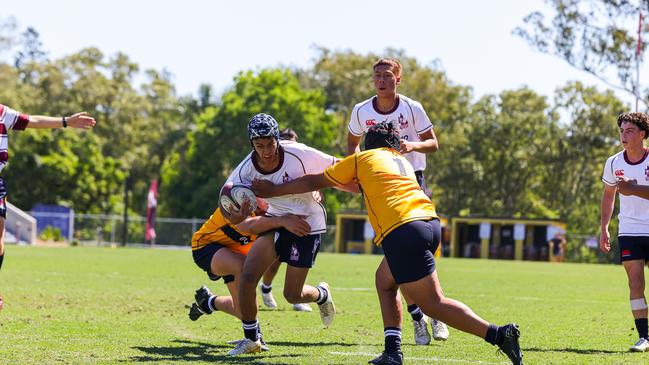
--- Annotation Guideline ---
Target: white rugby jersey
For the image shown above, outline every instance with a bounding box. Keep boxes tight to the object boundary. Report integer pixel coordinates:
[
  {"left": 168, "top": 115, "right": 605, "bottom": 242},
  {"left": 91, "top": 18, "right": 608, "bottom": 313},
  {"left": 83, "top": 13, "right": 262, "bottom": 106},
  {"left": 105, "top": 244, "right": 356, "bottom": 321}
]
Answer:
[
  {"left": 348, "top": 94, "right": 433, "bottom": 172},
  {"left": 0, "top": 104, "right": 29, "bottom": 173},
  {"left": 226, "top": 140, "right": 336, "bottom": 234},
  {"left": 602, "top": 149, "right": 649, "bottom": 235}
]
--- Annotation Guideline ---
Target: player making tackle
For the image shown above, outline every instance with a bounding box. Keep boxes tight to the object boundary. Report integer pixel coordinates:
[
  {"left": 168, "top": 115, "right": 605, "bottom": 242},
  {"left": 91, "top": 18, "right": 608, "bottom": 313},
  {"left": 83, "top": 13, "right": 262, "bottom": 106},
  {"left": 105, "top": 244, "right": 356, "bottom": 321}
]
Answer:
[
  {"left": 186, "top": 188, "right": 311, "bottom": 350},
  {"left": 188, "top": 113, "right": 358, "bottom": 355},
  {"left": 253, "top": 121, "right": 524, "bottom": 365}
]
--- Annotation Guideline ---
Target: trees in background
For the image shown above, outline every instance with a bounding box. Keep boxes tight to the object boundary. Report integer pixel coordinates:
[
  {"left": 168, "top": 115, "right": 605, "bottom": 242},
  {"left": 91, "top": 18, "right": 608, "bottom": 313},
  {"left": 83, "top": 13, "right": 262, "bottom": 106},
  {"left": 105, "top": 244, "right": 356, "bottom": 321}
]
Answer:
[
  {"left": 0, "top": 18, "right": 632, "bottom": 240},
  {"left": 516, "top": 0, "right": 649, "bottom": 109}
]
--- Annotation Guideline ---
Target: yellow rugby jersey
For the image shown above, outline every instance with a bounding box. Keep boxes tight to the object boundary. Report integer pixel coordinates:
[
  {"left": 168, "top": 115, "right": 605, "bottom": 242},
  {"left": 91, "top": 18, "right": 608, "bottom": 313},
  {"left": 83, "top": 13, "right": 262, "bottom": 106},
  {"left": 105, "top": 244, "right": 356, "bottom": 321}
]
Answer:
[
  {"left": 324, "top": 148, "right": 437, "bottom": 245},
  {"left": 191, "top": 207, "right": 256, "bottom": 256}
]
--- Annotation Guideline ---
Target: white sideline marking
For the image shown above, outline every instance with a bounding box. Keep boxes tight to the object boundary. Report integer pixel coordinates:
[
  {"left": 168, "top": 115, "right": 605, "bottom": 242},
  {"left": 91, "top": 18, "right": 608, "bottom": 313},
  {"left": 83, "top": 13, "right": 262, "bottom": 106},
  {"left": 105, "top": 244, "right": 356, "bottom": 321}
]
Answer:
[{"left": 328, "top": 351, "right": 509, "bottom": 364}]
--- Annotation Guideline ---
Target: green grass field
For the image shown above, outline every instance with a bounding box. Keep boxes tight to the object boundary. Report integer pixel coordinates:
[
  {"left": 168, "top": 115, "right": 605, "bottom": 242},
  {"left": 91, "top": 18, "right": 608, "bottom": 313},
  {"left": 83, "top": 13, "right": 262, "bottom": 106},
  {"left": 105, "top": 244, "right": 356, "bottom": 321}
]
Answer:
[{"left": 0, "top": 245, "right": 646, "bottom": 364}]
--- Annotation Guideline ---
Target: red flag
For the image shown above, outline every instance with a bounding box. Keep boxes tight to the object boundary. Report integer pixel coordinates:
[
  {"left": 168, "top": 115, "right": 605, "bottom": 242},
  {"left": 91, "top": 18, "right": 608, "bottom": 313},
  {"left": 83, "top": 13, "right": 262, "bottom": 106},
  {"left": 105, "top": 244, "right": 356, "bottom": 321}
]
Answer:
[
  {"left": 638, "top": 12, "right": 644, "bottom": 57},
  {"left": 145, "top": 180, "right": 158, "bottom": 242}
]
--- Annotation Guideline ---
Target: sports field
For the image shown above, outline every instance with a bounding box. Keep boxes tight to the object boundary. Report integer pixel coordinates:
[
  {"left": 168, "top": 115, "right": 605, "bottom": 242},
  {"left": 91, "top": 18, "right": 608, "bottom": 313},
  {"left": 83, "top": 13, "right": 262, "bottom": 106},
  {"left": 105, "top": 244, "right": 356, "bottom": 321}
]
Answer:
[{"left": 0, "top": 245, "right": 645, "bottom": 364}]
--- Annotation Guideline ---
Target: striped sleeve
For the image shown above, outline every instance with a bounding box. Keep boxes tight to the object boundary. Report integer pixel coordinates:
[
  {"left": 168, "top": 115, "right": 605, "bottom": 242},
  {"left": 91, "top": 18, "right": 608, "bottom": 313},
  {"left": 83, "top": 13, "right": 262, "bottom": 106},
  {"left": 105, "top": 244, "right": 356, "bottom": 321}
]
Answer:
[{"left": 0, "top": 104, "right": 29, "bottom": 131}]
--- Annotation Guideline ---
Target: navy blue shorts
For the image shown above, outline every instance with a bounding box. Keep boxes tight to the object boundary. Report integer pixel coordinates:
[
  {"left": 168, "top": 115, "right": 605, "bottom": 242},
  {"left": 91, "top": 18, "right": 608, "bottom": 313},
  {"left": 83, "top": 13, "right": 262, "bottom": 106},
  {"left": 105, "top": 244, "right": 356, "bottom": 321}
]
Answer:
[
  {"left": 0, "top": 177, "right": 7, "bottom": 219},
  {"left": 619, "top": 236, "right": 649, "bottom": 262},
  {"left": 414, "top": 171, "right": 432, "bottom": 198},
  {"left": 381, "top": 219, "right": 441, "bottom": 284},
  {"left": 273, "top": 229, "right": 321, "bottom": 268},
  {"left": 192, "top": 243, "right": 234, "bottom": 283}
]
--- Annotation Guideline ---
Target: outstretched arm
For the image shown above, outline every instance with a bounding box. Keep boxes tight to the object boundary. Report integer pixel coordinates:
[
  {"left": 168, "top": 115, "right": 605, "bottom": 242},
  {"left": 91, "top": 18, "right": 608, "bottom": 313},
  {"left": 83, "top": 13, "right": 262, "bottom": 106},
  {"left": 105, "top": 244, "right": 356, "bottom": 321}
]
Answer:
[
  {"left": 28, "top": 112, "right": 96, "bottom": 130},
  {"left": 253, "top": 173, "right": 336, "bottom": 198}
]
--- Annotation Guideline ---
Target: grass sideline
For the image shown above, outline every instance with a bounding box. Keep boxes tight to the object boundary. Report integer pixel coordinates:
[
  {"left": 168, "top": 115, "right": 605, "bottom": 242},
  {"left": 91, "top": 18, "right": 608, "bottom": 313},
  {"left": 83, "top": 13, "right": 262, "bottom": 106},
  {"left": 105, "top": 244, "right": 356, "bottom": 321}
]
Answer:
[{"left": 0, "top": 245, "right": 646, "bottom": 364}]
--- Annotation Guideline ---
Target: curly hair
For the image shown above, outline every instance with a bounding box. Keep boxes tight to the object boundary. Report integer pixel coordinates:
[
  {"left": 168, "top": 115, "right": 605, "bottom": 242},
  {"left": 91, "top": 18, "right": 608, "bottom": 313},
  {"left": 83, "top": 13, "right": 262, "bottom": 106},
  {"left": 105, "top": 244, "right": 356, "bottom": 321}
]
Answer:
[
  {"left": 617, "top": 112, "right": 649, "bottom": 140},
  {"left": 364, "top": 121, "right": 401, "bottom": 151}
]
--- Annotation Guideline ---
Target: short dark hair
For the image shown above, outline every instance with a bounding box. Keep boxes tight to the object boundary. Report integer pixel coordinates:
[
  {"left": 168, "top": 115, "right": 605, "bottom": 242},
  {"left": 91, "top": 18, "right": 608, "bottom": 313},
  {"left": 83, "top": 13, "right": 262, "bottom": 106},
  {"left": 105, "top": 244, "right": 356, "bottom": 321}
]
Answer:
[
  {"left": 617, "top": 112, "right": 649, "bottom": 140},
  {"left": 364, "top": 122, "right": 400, "bottom": 150},
  {"left": 373, "top": 58, "right": 402, "bottom": 77},
  {"left": 279, "top": 128, "right": 298, "bottom": 141}
]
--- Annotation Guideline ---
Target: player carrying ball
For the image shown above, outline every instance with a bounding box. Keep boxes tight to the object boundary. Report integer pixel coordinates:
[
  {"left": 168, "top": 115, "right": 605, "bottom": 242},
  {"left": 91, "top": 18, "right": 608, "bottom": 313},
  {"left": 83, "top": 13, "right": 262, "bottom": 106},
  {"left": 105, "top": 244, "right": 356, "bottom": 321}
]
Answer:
[{"left": 224, "top": 113, "right": 356, "bottom": 356}]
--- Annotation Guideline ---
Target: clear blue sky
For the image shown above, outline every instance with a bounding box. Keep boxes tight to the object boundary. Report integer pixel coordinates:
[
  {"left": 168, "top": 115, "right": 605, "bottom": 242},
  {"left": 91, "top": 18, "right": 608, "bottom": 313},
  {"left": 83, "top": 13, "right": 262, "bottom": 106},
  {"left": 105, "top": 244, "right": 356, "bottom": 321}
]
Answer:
[{"left": 3, "top": 0, "right": 644, "bottom": 106}]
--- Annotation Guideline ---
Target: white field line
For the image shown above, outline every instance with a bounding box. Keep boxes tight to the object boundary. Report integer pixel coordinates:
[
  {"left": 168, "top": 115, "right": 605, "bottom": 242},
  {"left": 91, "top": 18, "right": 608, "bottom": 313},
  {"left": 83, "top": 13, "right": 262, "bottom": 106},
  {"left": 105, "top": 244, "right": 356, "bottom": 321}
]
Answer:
[
  {"left": 328, "top": 351, "right": 509, "bottom": 364},
  {"left": 334, "top": 287, "right": 619, "bottom": 304}
]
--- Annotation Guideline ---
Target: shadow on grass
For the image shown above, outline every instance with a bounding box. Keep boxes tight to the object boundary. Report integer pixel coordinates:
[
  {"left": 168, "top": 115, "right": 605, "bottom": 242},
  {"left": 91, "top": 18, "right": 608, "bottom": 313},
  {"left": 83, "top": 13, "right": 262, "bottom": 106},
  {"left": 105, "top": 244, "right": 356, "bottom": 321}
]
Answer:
[
  {"left": 524, "top": 347, "right": 628, "bottom": 355},
  {"left": 127, "top": 339, "right": 303, "bottom": 364},
  {"left": 266, "top": 341, "right": 358, "bottom": 348}
]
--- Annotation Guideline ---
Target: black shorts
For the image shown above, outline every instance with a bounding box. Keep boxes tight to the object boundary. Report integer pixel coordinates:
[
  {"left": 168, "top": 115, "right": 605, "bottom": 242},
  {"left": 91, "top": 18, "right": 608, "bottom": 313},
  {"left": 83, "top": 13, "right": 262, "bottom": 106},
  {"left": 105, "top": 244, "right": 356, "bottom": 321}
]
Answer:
[
  {"left": 273, "top": 229, "right": 321, "bottom": 268},
  {"left": 619, "top": 236, "right": 649, "bottom": 262},
  {"left": 0, "top": 177, "right": 7, "bottom": 219},
  {"left": 414, "top": 171, "right": 431, "bottom": 198},
  {"left": 192, "top": 244, "right": 234, "bottom": 283},
  {"left": 381, "top": 219, "right": 441, "bottom": 284}
]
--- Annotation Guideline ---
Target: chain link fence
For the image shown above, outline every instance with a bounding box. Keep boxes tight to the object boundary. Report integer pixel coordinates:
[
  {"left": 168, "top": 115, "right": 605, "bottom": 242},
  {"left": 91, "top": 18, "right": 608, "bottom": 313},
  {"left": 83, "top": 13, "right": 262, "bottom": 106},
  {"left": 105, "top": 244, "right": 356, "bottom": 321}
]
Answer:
[{"left": 30, "top": 211, "right": 337, "bottom": 252}]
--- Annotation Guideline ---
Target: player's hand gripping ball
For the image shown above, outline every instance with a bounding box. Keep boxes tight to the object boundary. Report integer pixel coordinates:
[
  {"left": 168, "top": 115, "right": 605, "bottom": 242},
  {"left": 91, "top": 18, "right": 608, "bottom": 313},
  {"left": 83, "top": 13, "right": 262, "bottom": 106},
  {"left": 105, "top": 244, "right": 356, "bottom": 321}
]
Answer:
[{"left": 219, "top": 182, "right": 258, "bottom": 215}]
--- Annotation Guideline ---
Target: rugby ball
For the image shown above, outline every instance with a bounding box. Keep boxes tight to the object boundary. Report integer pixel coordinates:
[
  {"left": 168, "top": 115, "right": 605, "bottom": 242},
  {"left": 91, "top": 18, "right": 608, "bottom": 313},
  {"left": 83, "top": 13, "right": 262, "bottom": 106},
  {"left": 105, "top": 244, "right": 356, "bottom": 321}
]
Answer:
[{"left": 219, "top": 182, "right": 258, "bottom": 214}]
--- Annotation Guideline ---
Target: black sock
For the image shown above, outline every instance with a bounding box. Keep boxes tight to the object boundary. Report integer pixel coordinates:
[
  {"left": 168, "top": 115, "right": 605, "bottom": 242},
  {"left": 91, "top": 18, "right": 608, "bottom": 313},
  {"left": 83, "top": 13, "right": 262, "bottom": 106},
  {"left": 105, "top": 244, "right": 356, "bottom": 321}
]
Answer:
[
  {"left": 316, "top": 285, "right": 328, "bottom": 305},
  {"left": 261, "top": 283, "right": 272, "bottom": 294},
  {"left": 407, "top": 304, "right": 423, "bottom": 321},
  {"left": 384, "top": 327, "right": 401, "bottom": 353},
  {"left": 485, "top": 324, "right": 501, "bottom": 345},
  {"left": 636, "top": 318, "right": 649, "bottom": 339},
  {"left": 0, "top": 253, "right": 3, "bottom": 270},
  {"left": 242, "top": 320, "right": 259, "bottom": 341}
]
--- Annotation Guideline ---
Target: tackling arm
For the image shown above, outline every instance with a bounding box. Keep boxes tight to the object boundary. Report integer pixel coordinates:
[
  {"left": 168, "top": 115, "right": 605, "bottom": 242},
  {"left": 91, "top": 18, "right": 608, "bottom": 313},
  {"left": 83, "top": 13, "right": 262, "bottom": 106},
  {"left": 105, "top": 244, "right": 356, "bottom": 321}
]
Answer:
[
  {"left": 253, "top": 173, "right": 337, "bottom": 198},
  {"left": 235, "top": 214, "right": 310, "bottom": 237}
]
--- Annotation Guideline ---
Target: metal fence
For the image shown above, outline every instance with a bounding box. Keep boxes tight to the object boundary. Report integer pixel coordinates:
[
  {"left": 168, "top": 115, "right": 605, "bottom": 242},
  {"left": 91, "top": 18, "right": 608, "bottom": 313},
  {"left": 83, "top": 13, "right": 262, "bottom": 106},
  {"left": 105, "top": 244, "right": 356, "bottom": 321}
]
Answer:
[{"left": 30, "top": 211, "right": 337, "bottom": 252}]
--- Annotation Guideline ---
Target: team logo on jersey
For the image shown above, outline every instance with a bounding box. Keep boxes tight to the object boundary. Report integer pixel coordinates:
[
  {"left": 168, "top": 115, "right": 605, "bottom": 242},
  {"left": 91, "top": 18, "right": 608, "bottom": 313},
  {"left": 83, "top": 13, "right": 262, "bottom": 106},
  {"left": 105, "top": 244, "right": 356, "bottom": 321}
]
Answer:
[
  {"left": 283, "top": 172, "right": 290, "bottom": 182},
  {"left": 398, "top": 114, "right": 408, "bottom": 129},
  {"left": 290, "top": 243, "right": 299, "bottom": 261},
  {"left": 239, "top": 237, "right": 250, "bottom": 245},
  {"left": 645, "top": 165, "right": 649, "bottom": 181},
  {"left": 615, "top": 169, "right": 625, "bottom": 177},
  {"left": 365, "top": 119, "right": 377, "bottom": 127},
  {"left": 622, "top": 249, "right": 632, "bottom": 258}
]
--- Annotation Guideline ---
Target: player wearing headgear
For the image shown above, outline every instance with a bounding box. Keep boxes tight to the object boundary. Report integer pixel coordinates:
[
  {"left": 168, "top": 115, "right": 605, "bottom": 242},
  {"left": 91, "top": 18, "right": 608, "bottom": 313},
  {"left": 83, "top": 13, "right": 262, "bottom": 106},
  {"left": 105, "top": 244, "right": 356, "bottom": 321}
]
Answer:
[
  {"left": 258, "top": 127, "right": 314, "bottom": 313},
  {"left": 224, "top": 113, "right": 355, "bottom": 356},
  {"left": 186, "top": 194, "right": 310, "bottom": 351},
  {"left": 347, "top": 57, "right": 447, "bottom": 344},
  {"left": 253, "top": 122, "right": 524, "bottom": 365}
]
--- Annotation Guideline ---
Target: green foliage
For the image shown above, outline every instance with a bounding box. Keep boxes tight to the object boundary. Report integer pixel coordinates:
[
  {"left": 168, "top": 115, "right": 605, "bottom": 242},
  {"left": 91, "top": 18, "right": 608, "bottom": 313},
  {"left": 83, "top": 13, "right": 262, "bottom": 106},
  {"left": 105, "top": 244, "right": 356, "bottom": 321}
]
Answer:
[
  {"left": 515, "top": 0, "right": 649, "bottom": 109},
  {"left": 38, "top": 225, "right": 62, "bottom": 241},
  {"left": 160, "top": 68, "right": 338, "bottom": 218}
]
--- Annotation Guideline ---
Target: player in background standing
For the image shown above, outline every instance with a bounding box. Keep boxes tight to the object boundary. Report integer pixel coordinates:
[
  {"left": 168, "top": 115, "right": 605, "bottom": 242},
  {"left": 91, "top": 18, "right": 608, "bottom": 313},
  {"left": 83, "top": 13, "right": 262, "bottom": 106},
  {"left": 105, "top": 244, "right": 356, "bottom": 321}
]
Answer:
[
  {"left": 259, "top": 127, "right": 313, "bottom": 312},
  {"left": 600, "top": 112, "right": 649, "bottom": 352},
  {"left": 253, "top": 122, "right": 523, "bottom": 365},
  {"left": 0, "top": 105, "right": 95, "bottom": 311},
  {"left": 346, "top": 58, "right": 448, "bottom": 344},
  {"left": 226, "top": 113, "right": 355, "bottom": 356}
]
